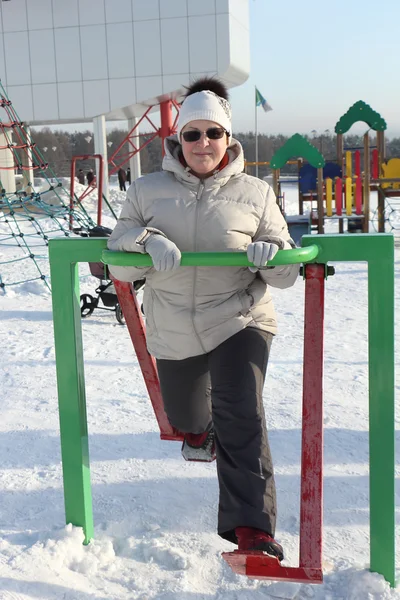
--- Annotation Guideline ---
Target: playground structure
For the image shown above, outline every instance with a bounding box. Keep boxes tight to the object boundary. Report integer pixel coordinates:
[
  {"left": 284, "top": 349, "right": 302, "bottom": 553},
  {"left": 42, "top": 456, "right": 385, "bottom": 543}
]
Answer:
[
  {"left": 2, "top": 65, "right": 400, "bottom": 291},
  {"left": 0, "top": 0, "right": 249, "bottom": 203},
  {"left": 1, "top": 0, "right": 399, "bottom": 289},
  {"left": 3, "top": 89, "right": 400, "bottom": 289},
  {"left": 246, "top": 101, "right": 400, "bottom": 241},
  {"left": 0, "top": 85, "right": 179, "bottom": 291},
  {"left": 0, "top": 0, "right": 250, "bottom": 290},
  {"left": 48, "top": 233, "right": 396, "bottom": 587},
  {"left": 0, "top": 83, "right": 102, "bottom": 291}
]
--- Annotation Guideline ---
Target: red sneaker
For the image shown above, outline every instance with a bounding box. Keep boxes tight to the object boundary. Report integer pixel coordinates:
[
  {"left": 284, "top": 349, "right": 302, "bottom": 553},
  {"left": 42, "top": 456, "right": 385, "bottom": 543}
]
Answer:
[
  {"left": 185, "top": 431, "right": 209, "bottom": 447},
  {"left": 181, "top": 428, "right": 216, "bottom": 462},
  {"left": 235, "top": 527, "right": 284, "bottom": 561}
]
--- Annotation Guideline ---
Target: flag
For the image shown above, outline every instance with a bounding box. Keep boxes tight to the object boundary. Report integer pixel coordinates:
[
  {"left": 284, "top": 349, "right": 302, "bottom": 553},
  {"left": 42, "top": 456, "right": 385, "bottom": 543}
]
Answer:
[{"left": 255, "top": 87, "right": 272, "bottom": 112}]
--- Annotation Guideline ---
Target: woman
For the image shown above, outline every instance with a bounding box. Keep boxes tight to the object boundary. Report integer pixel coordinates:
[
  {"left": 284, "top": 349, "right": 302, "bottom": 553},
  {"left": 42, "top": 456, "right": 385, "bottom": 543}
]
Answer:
[{"left": 107, "top": 78, "right": 298, "bottom": 561}]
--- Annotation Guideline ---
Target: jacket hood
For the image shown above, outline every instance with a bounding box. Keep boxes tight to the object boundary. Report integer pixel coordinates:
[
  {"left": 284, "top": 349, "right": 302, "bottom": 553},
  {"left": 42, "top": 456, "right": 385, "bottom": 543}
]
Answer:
[{"left": 162, "top": 135, "right": 245, "bottom": 186}]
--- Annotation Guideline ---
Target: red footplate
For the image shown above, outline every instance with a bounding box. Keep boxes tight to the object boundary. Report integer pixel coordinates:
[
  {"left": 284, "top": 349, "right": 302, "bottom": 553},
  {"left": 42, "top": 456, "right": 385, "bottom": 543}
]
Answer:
[{"left": 222, "top": 551, "right": 323, "bottom": 583}]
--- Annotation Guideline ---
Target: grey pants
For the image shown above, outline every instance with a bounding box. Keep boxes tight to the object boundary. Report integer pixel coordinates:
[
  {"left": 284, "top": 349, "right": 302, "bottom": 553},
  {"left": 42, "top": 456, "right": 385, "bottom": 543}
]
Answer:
[{"left": 156, "top": 327, "right": 276, "bottom": 544}]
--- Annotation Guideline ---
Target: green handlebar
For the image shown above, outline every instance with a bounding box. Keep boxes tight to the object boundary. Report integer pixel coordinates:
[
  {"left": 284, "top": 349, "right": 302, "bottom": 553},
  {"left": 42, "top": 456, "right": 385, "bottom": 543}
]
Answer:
[{"left": 102, "top": 245, "right": 319, "bottom": 268}]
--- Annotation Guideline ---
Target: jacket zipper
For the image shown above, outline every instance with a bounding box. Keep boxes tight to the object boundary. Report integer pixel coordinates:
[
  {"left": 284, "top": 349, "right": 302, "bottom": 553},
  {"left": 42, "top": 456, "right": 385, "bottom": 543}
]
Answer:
[
  {"left": 191, "top": 181, "right": 206, "bottom": 353},
  {"left": 196, "top": 181, "right": 205, "bottom": 200}
]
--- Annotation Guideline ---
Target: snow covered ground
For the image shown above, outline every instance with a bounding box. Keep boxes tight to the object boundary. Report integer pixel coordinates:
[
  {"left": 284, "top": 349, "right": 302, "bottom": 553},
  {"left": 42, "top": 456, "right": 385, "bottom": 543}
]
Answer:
[{"left": 0, "top": 183, "right": 399, "bottom": 599}]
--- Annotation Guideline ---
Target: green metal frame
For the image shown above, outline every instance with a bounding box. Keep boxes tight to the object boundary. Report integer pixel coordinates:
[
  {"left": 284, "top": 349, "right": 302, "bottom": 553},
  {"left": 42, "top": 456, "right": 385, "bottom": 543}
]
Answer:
[
  {"left": 48, "top": 234, "right": 396, "bottom": 587},
  {"left": 301, "top": 234, "right": 396, "bottom": 586}
]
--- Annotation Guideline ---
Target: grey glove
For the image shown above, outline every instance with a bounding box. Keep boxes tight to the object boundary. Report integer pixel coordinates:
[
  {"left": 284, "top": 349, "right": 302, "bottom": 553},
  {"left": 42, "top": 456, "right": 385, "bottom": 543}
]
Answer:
[
  {"left": 144, "top": 234, "right": 181, "bottom": 271},
  {"left": 247, "top": 241, "right": 279, "bottom": 272}
]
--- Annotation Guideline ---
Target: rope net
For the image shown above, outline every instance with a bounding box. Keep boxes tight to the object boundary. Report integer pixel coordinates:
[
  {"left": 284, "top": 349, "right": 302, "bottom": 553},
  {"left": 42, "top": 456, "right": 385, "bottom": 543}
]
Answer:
[{"left": 0, "top": 81, "right": 100, "bottom": 293}]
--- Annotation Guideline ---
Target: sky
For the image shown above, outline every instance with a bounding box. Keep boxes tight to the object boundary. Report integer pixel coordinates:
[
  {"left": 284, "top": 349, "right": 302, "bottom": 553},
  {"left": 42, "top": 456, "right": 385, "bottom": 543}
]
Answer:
[{"left": 232, "top": 0, "right": 400, "bottom": 137}]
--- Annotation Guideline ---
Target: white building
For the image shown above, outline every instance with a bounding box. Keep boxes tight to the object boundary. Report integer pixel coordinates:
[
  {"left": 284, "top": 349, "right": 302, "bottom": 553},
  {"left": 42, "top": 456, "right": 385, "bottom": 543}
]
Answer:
[{"left": 0, "top": 0, "right": 250, "bottom": 193}]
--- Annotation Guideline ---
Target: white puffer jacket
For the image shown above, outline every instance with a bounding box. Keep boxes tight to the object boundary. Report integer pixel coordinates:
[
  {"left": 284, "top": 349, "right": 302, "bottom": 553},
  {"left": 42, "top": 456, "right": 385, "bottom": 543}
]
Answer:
[{"left": 108, "top": 136, "right": 298, "bottom": 360}]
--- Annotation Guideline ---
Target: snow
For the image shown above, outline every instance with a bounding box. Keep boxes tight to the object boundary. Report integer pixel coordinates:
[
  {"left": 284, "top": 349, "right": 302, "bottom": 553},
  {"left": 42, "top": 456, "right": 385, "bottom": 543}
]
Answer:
[{"left": 0, "top": 183, "right": 399, "bottom": 599}]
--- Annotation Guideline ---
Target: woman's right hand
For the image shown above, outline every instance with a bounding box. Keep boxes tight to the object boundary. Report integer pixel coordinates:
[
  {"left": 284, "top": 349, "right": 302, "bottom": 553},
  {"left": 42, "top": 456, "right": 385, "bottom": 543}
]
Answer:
[
  {"left": 247, "top": 241, "right": 279, "bottom": 272},
  {"left": 144, "top": 234, "right": 181, "bottom": 271}
]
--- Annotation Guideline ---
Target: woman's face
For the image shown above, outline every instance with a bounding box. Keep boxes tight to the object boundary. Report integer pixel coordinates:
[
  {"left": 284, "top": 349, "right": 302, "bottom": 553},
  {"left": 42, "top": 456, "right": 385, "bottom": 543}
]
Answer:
[{"left": 181, "top": 119, "right": 228, "bottom": 178}]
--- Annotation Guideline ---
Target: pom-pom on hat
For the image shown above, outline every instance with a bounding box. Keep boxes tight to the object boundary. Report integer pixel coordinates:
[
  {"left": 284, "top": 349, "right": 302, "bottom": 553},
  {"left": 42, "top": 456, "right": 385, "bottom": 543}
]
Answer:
[{"left": 177, "top": 89, "right": 232, "bottom": 142}]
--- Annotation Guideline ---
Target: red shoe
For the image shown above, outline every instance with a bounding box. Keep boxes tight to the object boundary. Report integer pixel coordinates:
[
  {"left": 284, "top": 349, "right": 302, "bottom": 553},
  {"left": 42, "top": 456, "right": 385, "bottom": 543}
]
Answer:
[
  {"left": 185, "top": 431, "right": 209, "bottom": 447},
  {"left": 181, "top": 428, "right": 216, "bottom": 462},
  {"left": 235, "top": 527, "right": 284, "bottom": 561}
]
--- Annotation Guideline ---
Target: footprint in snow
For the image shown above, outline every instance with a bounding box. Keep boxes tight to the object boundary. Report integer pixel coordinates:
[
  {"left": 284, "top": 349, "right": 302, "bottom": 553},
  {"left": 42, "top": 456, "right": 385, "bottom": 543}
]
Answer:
[{"left": 141, "top": 540, "right": 189, "bottom": 571}]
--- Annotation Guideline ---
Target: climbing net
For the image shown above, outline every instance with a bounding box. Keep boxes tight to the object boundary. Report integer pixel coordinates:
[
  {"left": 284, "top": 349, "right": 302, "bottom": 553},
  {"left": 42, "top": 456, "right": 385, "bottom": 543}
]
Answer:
[{"left": 0, "top": 81, "right": 98, "bottom": 293}]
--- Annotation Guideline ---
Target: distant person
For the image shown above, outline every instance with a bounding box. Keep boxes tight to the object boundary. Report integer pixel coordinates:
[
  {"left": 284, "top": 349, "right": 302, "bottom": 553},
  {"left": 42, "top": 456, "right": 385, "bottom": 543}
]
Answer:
[
  {"left": 118, "top": 167, "right": 127, "bottom": 191},
  {"left": 87, "top": 169, "right": 95, "bottom": 186},
  {"left": 126, "top": 167, "right": 131, "bottom": 185},
  {"left": 77, "top": 169, "right": 85, "bottom": 185}
]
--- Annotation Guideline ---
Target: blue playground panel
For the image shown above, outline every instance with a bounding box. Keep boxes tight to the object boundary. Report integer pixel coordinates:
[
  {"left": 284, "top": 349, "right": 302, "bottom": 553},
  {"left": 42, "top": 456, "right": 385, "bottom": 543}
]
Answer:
[{"left": 299, "top": 162, "right": 342, "bottom": 194}]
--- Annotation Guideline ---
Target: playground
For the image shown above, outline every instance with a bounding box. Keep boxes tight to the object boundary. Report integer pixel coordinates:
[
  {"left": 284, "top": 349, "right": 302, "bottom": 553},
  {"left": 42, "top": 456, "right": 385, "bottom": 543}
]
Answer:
[
  {"left": 0, "top": 86, "right": 398, "bottom": 599},
  {"left": 0, "top": 175, "right": 399, "bottom": 598},
  {"left": 0, "top": 0, "right": 399, "bottom": 596},
  {"left": 0, "top": 82, "right": 397, "bottom": 598},
  {"left": 245, "top": 101, "right": 400, "bottom": 245}
]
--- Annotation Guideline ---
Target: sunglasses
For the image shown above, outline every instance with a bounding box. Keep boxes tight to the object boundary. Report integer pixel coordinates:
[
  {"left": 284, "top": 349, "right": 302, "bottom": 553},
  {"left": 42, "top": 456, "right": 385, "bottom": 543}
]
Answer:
[{"left": 181, "top": 127, "right": 228, "bottom": 143}]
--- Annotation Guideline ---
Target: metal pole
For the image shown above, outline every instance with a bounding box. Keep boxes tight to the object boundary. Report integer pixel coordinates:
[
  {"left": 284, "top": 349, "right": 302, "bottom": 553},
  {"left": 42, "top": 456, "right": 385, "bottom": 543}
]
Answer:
[
  {"left": 368, "top": 251, "right": 395, "bottom": 586},
  {"left": 363, "top": 133, "right": 370, "bottom": 233},
  {"left": 255, "top": 87, "right": 259, "bottom": 178},
  {"left": 128, "top": 117, "right": 142, "bottom": 181},
  {"left": 93, "top": 115, "right": 109, "bottom": 203},
  {"left": 159, "top": 100, "right": 174, "bottom": 156},
  {"left": 48, "top": 242, "right": 99, "bottom": 545},
  {"left": 337, "top": 134, "right": 344, "bottom": 233},
  {"left": 300, "top": 264, "right": 324, "bottom": 571}
]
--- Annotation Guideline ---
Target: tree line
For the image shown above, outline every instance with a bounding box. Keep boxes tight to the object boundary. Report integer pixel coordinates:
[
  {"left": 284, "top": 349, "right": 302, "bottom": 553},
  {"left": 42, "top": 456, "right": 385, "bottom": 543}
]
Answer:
[{"left": 30, "top": 126, "right": 400, "bottom": 180}]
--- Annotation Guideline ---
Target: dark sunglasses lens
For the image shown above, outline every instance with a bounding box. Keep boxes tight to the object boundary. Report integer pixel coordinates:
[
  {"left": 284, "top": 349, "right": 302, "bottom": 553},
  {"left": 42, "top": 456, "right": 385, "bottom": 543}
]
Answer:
[
  {"left": 207, "top": 128, "right": 225, "bottom": 139},
  {"left": 182, "top": 128, "right": 226, "bottom": 142},
  {"left": 182, "top": 131, "right": 201, "bottom": 142}
]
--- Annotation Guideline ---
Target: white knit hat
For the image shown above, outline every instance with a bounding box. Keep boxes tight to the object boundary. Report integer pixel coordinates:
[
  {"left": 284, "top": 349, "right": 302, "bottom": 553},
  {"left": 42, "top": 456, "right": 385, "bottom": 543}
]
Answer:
[{"left": 177, "top": 90, "right": 232, "bottom": 141}]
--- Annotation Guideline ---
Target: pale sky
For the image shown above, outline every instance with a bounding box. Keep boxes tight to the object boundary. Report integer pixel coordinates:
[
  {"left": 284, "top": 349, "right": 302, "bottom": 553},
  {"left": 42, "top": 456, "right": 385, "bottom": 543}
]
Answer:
[{"left": 230, "top": 0, "right": 400, "bottom": 138}]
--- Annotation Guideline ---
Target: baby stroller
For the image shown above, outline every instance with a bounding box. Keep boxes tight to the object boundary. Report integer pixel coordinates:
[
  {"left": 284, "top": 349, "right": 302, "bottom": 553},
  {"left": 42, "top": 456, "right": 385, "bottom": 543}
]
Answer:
[{"left": 80, "top": 225, "right": 145, "bottom": 324}]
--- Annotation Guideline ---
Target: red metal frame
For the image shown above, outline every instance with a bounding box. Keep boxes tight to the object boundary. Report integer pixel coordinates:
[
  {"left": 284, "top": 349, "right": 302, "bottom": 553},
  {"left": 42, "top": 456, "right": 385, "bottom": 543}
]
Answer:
[
  {"left": 0, "top": 99, "right": 51, "bottom": 171},
  {"left": 108, "top": 100, "right": 180, "bottom": 176},
  {"left": 0, "top": 121, "right": 48, "bottom": 171},
  {"left": 112, "top": 263, "right": 325, "bottom": 584},
  {"left": 77, "top": 180, "right": 97, "bottom": 202},
  {"left": 70, "top": 154, "right": 104, "bottom": 227},
  {"left": 299, "top": 263, "right": 324, "bottom": 573},
  {"left": 112, "top": 278, "right": 183, "bottom": 441},
  {"left": 221, "top": 553, "right": 322, "bottom": 582},
  {"left": 371, "top": 148, "right": 379, "bottom": 180},
  {"left": 159, "top": 100, "right": 176, "bottom": 156},
  {"left": 222, "top": 265, "right": 325, "bottom": 583},
  {"left": 223, "top": 263, "right": 325, "bottom": 582}
]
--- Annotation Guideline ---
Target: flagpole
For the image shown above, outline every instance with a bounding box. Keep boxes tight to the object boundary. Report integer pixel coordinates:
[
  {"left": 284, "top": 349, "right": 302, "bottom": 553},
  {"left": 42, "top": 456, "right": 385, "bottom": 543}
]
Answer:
[{"left": 255, "top": 86, "right": 259, "bottom": 178}]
